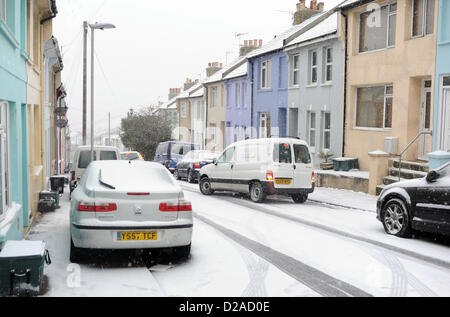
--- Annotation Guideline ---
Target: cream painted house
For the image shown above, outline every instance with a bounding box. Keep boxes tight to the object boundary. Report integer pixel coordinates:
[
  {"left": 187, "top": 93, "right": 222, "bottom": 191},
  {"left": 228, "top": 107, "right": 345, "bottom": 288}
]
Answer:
[
  {"left": 340, "top": 0, "right": 437, "bottom": 172},
  {"left": 25, "top": 0, "right": 59, "bottom": 227}
]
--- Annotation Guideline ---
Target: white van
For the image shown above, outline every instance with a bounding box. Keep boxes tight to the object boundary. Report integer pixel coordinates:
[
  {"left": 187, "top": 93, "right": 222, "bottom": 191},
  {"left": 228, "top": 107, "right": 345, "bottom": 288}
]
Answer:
[
  {"left": 70, "top": 146, "right": 121, "bottom": 195},
  {"left": 198, "top": 138, "right": 315, "bottom": 203}
]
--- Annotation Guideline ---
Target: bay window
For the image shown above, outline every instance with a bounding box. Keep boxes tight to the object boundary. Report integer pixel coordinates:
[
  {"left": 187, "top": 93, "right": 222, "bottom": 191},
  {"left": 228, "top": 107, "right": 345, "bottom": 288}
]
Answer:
[
  {"left": 0, "top": 102, "right": 10, "bottom": 219},
  {"left": 356, "top": 85, "right": 393, "bottom": 129}
]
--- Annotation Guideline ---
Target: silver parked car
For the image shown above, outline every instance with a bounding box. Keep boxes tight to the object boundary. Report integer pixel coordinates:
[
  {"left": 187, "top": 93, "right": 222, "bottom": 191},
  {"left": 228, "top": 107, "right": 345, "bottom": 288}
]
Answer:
[{"left": 69, "top": 160, "right": 193, "bottom": 263}]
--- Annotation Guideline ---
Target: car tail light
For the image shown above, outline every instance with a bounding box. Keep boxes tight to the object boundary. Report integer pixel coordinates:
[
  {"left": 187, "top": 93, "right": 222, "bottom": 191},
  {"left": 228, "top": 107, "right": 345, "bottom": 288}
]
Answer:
[
  {"left": 266, "top": 171, "right": 274, "bottom": 182},
  {"left": 311, "top": 171, "right": 315, "bottom": 183},
  {"left": 77, "top": 202, "right": 117, "bottom": 212},
  {"left": 71, "top": 171, "right": 76, "bottom": 181},
  {"left": 127, "top": 193, "right": 150, "bottom": 196},
  {"left": 193, "top": 162, "right": 201, "bottom": 169},
  {"left": 159, "top": 200, "right": 192, "bottom": 212}
]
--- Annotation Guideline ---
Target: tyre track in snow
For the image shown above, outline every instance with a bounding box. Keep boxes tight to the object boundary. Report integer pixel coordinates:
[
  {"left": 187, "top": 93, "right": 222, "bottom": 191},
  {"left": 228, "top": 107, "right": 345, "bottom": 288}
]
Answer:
[
  {"left": 181, "top": 185, "right": 450, "bottom": 271},
  {"left": 194, "top": 213, "right": 372, "bottom": 297}
]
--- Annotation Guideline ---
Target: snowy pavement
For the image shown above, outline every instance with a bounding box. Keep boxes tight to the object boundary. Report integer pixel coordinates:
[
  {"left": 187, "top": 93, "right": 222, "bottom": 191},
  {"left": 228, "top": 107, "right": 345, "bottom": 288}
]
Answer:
[{"left": 26, "top": 183, "right": 450, "bottom": 297}]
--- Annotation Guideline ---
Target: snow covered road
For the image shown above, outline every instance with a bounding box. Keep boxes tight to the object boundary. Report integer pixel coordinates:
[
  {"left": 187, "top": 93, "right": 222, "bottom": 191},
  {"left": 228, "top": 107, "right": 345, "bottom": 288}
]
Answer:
[{"left": 26, "top": 183, "right": 450, "bottom": 297}]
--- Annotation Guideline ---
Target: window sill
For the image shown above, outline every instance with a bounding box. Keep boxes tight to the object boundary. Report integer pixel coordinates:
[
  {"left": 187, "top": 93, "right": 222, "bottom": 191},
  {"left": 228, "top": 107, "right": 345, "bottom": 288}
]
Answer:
[
  {"left": 258, "top": 88, "right": 273, "bottom": 93},
  {"left": 357, "top": 46, "right": 394, "bottom": 56},
  {"left": 305, "top": 84, "right": 318, "bottom": 88},
  {"left": 321, "top": 82, "right": 333, "bottom": 87},
  {"left": 352, "top": 127, "right": 392, "bottom": 132}
]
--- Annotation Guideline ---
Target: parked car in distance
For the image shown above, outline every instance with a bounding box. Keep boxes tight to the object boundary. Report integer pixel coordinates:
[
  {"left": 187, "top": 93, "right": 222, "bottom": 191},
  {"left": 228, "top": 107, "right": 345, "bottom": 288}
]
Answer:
[
  {"left": 121, "top": 151, "right": 144, "bottom": 161},
  {"left": 377, "top": 162, "right": 450, "bottom": 238},
  {"left": 70, "top": 146, "right": 120, "bottom": 195},
  {"left": 174, "top": 150, "right": 221, "bottom": 183},
  {"left": 69, "top": 160, "right": 193, "bottom": 263},
  {"left": 199, "top": 137, "right": 315, "bottom": 203},
  {"left": 154, "top": 141, "right": 200, "bottom": 173}
]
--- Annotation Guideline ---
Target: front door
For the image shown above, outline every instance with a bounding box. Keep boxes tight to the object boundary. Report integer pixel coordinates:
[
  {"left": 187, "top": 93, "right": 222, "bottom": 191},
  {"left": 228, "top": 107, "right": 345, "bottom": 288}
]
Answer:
[
  {"left": 442, "top": 81, "right": 450, "bottom": 150},
  {"left": 259, "top": 113, "right": 271, "bottom": 138},
  {"left": 418, "top": 79, "right": 432, "bottom": 160}
]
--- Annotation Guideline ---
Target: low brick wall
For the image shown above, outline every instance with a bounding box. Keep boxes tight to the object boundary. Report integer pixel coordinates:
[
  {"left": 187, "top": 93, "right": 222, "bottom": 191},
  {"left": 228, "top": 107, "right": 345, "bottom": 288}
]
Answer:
[{"left": 315, "top": 171, "right": 369, "bottom": 194}]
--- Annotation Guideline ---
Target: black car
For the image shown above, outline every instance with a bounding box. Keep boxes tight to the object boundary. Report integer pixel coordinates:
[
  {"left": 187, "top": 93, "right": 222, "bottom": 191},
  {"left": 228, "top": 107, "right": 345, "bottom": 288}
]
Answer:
[
  {"left": 377, "top": 162, "right": 450, "bottom": 238},
  {"left": 174, "top": 150, "right": 220, "bottom": 183}
]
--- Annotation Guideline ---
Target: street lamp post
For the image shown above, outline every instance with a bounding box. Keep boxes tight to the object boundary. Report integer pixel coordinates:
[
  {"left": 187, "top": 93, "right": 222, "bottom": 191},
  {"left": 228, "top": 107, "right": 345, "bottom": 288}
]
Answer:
[{"left": 89, "top": 22, "right": 116, "bottom": 163}]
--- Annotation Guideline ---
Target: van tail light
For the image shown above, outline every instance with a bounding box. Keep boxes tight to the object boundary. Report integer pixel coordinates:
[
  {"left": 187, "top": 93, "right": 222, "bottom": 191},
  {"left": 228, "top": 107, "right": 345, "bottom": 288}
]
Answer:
[
  {"left": 311, "top": 171, "right": 315, "bottom": 184},
  {"left": 159, "top": 200, "right": 192, "bottom": 212},
  {"left": 78, "top": 202, "right": 117, "bottom": 212},
  {"left": 71, "top": 171, "right": 76, "bottom": 181},
  {"left": 193, "top": 162, "right": 201, "bottom": 169},
  {"left": 266, "top": 171, "right": 274, "bottom": 182},
  {"left": 127, "top": 193, "right": 150, "bottom": 196}
]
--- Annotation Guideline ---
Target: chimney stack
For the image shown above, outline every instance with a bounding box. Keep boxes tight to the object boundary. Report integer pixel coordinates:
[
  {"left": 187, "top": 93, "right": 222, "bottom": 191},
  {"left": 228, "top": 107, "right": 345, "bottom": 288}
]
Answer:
[
  {"left": 168, "top": 88, "right": 181, "bottom": 100},
  {"left": 239, "top": 39, "right": 263, "bottom": 57},
  {"left": 206, "top": 62, "right": 223, "bottom": 77},
  {"left": 184, "top": 78, "right": 196, "bottom": 91},
  {"left": 293, "top": 0, "right": 324, "bottom": 26}
]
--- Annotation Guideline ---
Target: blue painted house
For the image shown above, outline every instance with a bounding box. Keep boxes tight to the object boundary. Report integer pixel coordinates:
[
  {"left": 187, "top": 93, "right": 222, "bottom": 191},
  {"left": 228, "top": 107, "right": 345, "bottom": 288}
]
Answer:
[
  {"left": 247, "top": 11, "right": 328, "bottom": 139},
  {"left": 433, "top": 0, "right": 450, "bottom": 153},
  {"left": 0, "top": 0, "right": 29, "bottom": 248}
]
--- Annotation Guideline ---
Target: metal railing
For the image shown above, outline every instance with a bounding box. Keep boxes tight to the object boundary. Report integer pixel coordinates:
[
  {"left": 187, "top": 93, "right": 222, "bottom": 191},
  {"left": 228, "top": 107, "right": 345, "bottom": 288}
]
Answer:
[{"left": 397, "top": 130, "right": 433, "bottom": 181}]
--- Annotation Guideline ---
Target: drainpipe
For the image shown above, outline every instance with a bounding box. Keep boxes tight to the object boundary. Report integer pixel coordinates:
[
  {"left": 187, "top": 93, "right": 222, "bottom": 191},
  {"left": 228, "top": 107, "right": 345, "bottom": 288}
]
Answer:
[
  {"left": 41, "top": 0, "right": 58, "bottom": 24},
  {"left": 341, "top": 11, "right": 349, "bottom": 158},
  {"left": 249, "top": 60, "right": 254, "bottom": 138}
]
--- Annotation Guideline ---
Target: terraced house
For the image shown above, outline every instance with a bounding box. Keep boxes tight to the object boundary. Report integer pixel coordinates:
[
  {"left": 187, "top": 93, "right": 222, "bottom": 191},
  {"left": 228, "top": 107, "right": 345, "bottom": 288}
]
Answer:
[
  {"left": 0, "top": 0, "right": 62, "bottom": 247},
  {"left": 339, "top": 0, "right": 438, "bottom": 194}
]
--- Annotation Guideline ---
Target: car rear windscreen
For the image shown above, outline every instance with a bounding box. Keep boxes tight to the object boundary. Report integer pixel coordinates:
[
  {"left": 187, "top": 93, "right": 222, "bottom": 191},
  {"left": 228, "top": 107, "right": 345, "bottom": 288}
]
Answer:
[
  {"left": 273, "top": 143, "right": 292, "bottom": 164},
  {"left": 100, "top": 151, "right": 117, "bottom": 161},
  {"left": 121, "top": 153, "right": 139, "bottom": 160},
  {"left": 294, "top": 144, "right": 311, "bottom": 164},
  {"left": 78, "top": 151, "right": 96, "bottom": 168}
]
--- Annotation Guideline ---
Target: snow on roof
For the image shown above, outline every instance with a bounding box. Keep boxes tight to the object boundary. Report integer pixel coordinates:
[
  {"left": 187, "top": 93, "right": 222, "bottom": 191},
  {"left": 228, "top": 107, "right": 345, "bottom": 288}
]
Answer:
[
  {"left": 190, "top": 87, "right": 204, "bottom": 98},
  {"left": 176, "top": 82, "right": 202, "bottom": 100},
  {"left": 203, "top": 56, "right": 247, "bottom": 85},
  {"left": 287, "top": 12, "right": 338, "bottom": 47},
  {"left": 246, "top": 12, "right": 326, "bottom": 59},
  {"left": 223, "top": 62, "right": 247, "bottom": 80},
  {"left": 158, "top": 96, "right": 178, "bottom": 110},
  {"left": 339, "top": 0, "right": 374, "bottom": 9}
]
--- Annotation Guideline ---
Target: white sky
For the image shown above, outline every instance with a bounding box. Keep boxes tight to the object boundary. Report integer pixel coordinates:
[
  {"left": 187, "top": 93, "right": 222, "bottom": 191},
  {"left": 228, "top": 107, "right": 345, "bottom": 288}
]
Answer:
[{"left": 53, "top": 0, "right": 342, "bottom": 138}]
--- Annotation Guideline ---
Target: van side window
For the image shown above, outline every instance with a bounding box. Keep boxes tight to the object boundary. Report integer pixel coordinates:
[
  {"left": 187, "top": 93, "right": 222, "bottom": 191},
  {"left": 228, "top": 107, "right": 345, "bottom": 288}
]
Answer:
[
  {"left": 294, "top": 144, "right": 311, "bottom": 164},
  {"left": 78, "top": 151, "right": 97, "bottom": 168},
  {"left": 274, "top": 143, "right": 292, "bottom": 164},
  {"left": 218, "top": 147, "right": 235, "bottom": 164},
  {"left": 171, "top": 144, "right": 184, "bottom": 155},
  {"left": 100, "top": 151, "right": 117, "bottom": 161}
]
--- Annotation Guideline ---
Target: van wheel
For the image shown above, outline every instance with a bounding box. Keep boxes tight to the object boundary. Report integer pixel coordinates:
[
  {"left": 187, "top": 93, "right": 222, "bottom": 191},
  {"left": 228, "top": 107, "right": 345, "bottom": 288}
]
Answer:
[
  {"left": 250, "top": 182, "right": 267, "bottom": 203},
  {"left": 200, "top": 177, "right": 214, "bottom": 195},
  {"left": 172, "top": 244, "right": 191, "bottom": 260},
  {"left": 292, "top": 193, "right": 308, "bottom": 204}
]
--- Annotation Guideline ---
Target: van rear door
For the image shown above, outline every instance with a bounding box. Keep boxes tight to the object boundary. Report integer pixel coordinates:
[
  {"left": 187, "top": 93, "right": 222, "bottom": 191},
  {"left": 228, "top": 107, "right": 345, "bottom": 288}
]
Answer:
[
  {"left": 272, "top": 142, "right": 295, "bottom": 189},
  {"left": 292, "top": 144, "right": 313, "bottom": 189}
]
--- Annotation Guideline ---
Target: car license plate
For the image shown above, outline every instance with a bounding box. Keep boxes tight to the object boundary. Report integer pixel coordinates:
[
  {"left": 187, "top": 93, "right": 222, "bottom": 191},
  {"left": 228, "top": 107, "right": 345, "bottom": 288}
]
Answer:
[
  {"left": 117, "top": 231, "right": 158, "bottom": 241},
  {"left": 275, "top": 179, "right": 292, "bottom": 185}
]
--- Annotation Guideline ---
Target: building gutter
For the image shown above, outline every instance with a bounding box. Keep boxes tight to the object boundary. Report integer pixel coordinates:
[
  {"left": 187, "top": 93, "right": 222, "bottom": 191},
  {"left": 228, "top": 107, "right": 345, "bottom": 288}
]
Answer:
[
  {"left": 249, "top": 59, "right": 255, "bottom": 139},
  {"left": 41, "top": 0, "right": 58, "bottom": 24}
]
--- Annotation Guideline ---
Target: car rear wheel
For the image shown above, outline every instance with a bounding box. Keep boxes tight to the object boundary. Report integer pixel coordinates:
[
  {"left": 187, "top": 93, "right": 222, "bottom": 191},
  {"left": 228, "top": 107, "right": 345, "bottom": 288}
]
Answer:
[
  {"left": 382, "top": 198, "right": 411, "bottom": 238},
  {"left": 250, "top": 182, "right": 267, "bottom": 203},
  {"left": 292, "top": 193, "right": 308, "bottom": 204},
  {"left": 70, "top": 237, "right": 85, "bottom": 263},
  {"left": 200, "top": 177, "right": 214, "bottom": 195},
  {"left": 172, "top": 244, "right": 191, "bottom": 260},
  {"left": 187, "top": 169, "right": 195, "bottom": 183}
]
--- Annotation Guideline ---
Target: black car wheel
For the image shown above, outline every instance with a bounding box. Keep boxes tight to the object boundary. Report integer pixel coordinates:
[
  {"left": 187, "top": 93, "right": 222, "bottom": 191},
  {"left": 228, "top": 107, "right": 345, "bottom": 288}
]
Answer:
[
  {"left": 382, "top": 198, "right": 411, "bottom": 238},
  {"left": 250, "top": 182, "right": 267, "bottom": 203},
  {"left": 200, "top": 177, "right": 214, "bottom": 195},
  {"left": 187, "top": 169, "right": 195, "bottom": 183},
  {"left": 70, "top": 237, "right": 85, "bottom": 264},
  {"left": 292, "top": 193, "right": 308, "bottom": 204}
]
